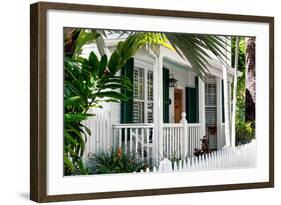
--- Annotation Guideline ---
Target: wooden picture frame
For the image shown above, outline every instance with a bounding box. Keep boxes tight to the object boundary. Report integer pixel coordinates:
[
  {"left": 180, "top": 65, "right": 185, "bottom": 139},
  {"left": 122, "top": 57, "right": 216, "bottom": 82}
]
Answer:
[{"left": 30, "top": 1, "right": 274, "bottom": 202}]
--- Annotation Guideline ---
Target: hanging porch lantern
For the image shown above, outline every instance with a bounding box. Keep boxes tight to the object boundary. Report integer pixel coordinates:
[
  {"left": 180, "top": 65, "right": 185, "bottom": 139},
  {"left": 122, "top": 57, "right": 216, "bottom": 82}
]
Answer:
[{"left": 168, "top": 74, "right": 178, "bottom": 87}]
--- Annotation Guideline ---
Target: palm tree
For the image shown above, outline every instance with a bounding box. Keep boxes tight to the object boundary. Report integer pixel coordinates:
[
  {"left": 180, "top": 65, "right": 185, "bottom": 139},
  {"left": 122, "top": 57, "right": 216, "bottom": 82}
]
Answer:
[
  {"left": 245, "top": 37, "right": 256, "bottom": 124},
  {"left": 66, "top": 29, "right": 230, "bottom": 80}
]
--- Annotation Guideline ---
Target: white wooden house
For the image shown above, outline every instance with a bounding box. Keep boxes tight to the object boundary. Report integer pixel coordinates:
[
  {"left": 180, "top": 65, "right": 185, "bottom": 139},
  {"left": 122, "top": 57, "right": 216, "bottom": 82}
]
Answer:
[{"left": 82, "top": 34, "right": 236, "bottom": 166}]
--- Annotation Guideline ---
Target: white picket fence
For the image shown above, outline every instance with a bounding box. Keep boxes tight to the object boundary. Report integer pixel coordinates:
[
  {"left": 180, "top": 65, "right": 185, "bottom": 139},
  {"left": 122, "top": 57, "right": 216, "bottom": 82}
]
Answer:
[{"left": 139, "top": 140, "right": 256, "bottom": 173}]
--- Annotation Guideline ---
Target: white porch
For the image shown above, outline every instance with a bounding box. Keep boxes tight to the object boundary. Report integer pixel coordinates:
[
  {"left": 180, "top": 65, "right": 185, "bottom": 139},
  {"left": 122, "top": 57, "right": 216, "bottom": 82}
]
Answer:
[
  {"left": 80, "top": 35, "right": 233, "bottom": 166},
  {"left": 82, "top": 45, "right": 234, "bottom": 165}
]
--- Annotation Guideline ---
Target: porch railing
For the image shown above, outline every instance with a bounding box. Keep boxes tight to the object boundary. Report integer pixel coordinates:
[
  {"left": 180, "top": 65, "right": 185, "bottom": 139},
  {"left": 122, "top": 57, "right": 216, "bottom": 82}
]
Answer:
[
  {"left": 187, "top": 123, "right": 204, "bottom": 156},
  {"left": 112, "top": 124, "right": 154, "bottom": 163},
  {"left": 162, "top": 123, "right": 184, "bottom": 159},
  {"left": 162, "top": 114, "right": 203, "bottom": 159},
  {"left": 83, "top": 109, "right": 204, "bottom": 164}
]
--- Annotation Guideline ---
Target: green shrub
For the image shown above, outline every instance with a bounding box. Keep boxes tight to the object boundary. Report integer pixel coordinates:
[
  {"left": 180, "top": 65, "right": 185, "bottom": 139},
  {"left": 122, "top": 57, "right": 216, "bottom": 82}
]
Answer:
[
  {"left": 87, "top": 147, "right": 147, "bottom": 174},
  {"left": 235, "top": 121, "right": 255, "bottom": 145}
]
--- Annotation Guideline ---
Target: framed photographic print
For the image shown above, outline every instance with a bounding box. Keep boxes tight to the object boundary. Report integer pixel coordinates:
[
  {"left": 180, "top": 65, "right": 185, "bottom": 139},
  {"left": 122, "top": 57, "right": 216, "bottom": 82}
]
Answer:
[{"left": 30, "top": 1, "right": 274, "bottom": 202}]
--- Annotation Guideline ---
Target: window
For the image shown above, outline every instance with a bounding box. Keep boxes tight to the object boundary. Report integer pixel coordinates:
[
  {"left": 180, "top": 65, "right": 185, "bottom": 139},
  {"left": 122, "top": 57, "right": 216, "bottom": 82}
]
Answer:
[
  {"left": 205, "top": 76, "right": 217, "bottom": 126},
  {"left": 147, "top": 70, "right": 154, "bottom": 123},
  {"left": 132, "top": 66, "right": 154, "bottom": 123}
]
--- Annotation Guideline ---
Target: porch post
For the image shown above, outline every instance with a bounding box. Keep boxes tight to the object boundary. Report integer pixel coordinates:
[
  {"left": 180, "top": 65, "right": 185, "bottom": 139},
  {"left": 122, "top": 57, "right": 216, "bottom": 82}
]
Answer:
[
  {"left": 223, "top": 68, "right": 231, "bottom": 147},
  {"left": 198, "top": 78, "right": 206, "bottom": 136},
  {"left": 216, "top": 77, "right": 223, "bottom": 149},
  {"left": 153, "top": 55, "right": 158, "bottom": 164},
  {"left": 228, "top": 79, "right": 234, "bottom": 147},
  {"left": 153, "top": 53, "right": 164, "bottom": 164},
  {"left": 180, "top": 112, "right": 188, "bottom": 157},
  {"left": 158, "top": 54, "right": 164, "bottom": 159}
]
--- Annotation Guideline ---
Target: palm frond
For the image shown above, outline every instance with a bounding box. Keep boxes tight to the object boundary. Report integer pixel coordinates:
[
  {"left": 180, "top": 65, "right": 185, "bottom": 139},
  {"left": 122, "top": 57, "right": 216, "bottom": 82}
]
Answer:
[{"left": 165, "top": 33, "right": 230, "bottom": 80}]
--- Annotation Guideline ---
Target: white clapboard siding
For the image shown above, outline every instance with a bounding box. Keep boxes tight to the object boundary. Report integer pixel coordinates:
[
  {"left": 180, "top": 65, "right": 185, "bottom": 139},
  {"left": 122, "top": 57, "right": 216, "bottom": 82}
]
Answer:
[{"left": 83, "top": 108, "right": 112, "bottom": 158}]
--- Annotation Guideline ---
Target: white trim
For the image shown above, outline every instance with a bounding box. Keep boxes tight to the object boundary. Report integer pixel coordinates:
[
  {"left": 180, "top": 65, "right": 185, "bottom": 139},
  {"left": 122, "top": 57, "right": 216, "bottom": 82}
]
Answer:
[
  {"left": 216, "top": 77, "right": 223, "bottom": 149},
  {"left": 198, "top": 78, "right": 206, "bottom": 135},
  {"left": 134, "top": 55, "right": 155, "bottom": 70},
  {"left": 158, "top": 54, "right": 164, "bottom": 158},
  {"left": 163, "top": 57, "right": 193, "bottom": 72},
  {"left": 132, "top": 58, "right": 154, "bottom": 123},
  {"left": 152, "top": 54, "right": 159, "bottom": 164},
  {"left": 228, "top": 79, "right": 233, "bottom": 145},
  {"left": 144, "top": 65, "right": 148, "bottom": 122}
]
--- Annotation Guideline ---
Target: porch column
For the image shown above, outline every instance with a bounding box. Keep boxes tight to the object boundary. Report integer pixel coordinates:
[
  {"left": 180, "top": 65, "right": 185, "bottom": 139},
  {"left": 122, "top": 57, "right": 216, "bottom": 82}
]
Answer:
[
  {"left": 153, "top": 53, "right": 164, "bottom": 163},
  {"left": 216, "top": 77, "right": 223, "bottom": 149},
  {"left": 158, "top": 54, "right": 164, "bottom": 159},
  {"left": 198, "top": 78, "right": 206, "bottom": 136},
  {"left": 229, "top": 79, "right": 234, "bottom": 147},
  {"left": 223, "top": 68, "right": 231, "bottom": 147}
]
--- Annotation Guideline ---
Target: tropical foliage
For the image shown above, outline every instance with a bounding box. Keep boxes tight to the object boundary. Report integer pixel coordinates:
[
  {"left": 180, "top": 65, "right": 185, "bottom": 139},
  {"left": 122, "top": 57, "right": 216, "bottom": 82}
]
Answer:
[
  {"left": 164, "top": 33, "right": 230, "bottom": 79},
  {"left": 64, "top": 29, "right": 137, "bottom": 175},
  {"left": 231, "top": 38, "right": 255, "bottom": 145},
  {"left": 245, "top": 37, "right": 256, "bottom": 123},
  {"left": 231, "top": 38, "right": 246, "bottom": 122},
  {"left": 86, "top": 147, "right": 147, "bottom": 174},
  {"left": 120, "top": 32, "right": 230, "bottom": 80},
  {"left": 235, "top": 121, "right": 255, "bottom": 145}
]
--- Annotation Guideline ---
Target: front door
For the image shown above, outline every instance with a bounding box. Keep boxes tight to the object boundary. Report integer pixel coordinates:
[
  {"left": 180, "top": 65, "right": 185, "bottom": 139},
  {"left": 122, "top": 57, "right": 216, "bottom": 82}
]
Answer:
[{"left": 174, "top": 88, "right": 183, "bottom": 123}]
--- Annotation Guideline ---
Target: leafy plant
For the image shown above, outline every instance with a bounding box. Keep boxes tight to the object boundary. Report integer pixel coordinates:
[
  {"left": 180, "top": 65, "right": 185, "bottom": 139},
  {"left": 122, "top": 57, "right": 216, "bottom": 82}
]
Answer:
[
  {"left": 193, "top": 136, "right": 212, "bottom": 157},
  {"left": 231, "top": 38, "right": 246, "bottom": 123},
  {"left": 164, "top": 33, "right": 230, "bottom": 80},
  {"left": 235, "top": 120, "right": 255, "bottom": 145},
  {"left": 86, "top": 147, "right": 147, "bottom": 174},
  {"left": 231, "top": 38, "right": 256, "bottom": 145},
  {"left": 64, "top": 29, "right": 139, "bottom": 175}
]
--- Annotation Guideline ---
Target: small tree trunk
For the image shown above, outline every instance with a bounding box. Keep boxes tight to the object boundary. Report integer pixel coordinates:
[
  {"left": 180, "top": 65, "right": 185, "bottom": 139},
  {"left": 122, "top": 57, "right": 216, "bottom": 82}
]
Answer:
[
  {"left": 231, "top": 37, "right": 240, "bottom": 147},
  {"left": 245, "top": 37, "right": 256, "bottom": 124},
  {"left": 223, "top": 38, "right": 231, "bottom": 147}
]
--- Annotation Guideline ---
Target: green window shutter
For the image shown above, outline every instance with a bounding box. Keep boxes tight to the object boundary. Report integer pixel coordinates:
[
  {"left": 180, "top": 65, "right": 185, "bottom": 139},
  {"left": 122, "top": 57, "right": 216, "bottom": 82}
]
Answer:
[
  {"left": 185, "top": 76, "right": 199, "bottom": 123},
  {"left": 163, "top": 67, "right": 170, "bottom": 123},
  {"left": 121, "top": 58, "right": 134, "bottom": 123},
  {"left": 221, "top": 79, "right": 225, "bottom": 123}
]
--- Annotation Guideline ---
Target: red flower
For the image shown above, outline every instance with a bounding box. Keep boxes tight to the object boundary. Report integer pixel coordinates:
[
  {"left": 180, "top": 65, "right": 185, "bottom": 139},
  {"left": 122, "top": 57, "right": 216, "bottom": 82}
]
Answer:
[{"left": 117, "top": 147, "right": 122, "bottom": 157}]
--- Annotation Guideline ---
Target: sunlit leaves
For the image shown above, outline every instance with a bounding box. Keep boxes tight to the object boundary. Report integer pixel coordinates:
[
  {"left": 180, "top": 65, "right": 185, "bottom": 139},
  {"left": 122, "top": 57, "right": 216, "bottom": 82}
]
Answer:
[{"left": 64, "top": 29, "right": 136, "bottom": 175}]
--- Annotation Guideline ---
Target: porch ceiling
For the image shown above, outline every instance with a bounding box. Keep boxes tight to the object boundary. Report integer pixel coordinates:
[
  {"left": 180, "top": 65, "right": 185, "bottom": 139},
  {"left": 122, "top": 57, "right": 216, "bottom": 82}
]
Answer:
[{"left": 163, "top": 57, "right": 193, "bottom": 73}]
